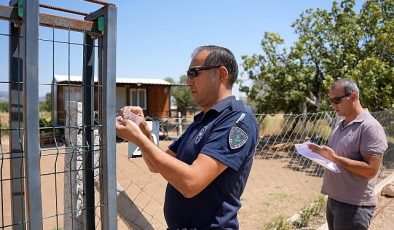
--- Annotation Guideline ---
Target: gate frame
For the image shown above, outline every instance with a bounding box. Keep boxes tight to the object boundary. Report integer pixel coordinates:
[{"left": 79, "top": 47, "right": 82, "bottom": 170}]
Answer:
[{"left": 0, "top": 1, "right": 117, "bottom": 229}]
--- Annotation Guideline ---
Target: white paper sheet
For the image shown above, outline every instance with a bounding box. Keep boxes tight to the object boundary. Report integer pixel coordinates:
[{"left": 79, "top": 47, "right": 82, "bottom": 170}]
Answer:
[{"left": 294, "top": 142, "right": 341, "bottom": 173}]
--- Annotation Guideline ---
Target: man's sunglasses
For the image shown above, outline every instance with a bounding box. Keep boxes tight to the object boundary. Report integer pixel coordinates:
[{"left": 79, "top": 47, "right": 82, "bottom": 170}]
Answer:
[
  {"left": 186, "top": 65, "right": 221, "bottom": 79},
  {"left": 328, "top": 93, "right": 351, "bottom": 104}
]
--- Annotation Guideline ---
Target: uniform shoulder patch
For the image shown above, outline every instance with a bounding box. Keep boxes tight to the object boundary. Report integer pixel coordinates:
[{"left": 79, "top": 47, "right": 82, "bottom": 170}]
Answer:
[
  {"left": 195, "top": 126, "right": 208, "bottom": 145},
  {"left": 228, "top": 126, "right": 248, "bottom": 149}
]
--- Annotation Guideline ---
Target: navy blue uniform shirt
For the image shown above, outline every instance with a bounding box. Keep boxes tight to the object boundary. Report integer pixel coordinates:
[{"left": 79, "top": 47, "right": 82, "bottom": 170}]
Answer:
[{"left": 166, "top": 96, "right": 258, "bottom": 229}]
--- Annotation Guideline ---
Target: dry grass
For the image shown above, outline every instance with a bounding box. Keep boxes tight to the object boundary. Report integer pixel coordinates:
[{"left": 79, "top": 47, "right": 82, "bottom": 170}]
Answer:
[
  {"left": 0, "top": 112, "right": 8, "bottom": 130},
  {"left": 257, "top": 114, "right": 333, "bottom": 141},
  {"left": 258, "top": 114, "right": 285, "bottom": 137},
  {"left": 294, "top": 118, "right": 332, "bottom": 141},
  {"left": 0, "top": 111, "right": 52, "bottom": 129}
]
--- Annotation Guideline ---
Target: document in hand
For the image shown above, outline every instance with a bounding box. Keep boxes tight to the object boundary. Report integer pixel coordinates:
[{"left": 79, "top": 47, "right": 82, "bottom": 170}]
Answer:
[
  {"left": 294, "top": 142, "right": 341, "bottom": 173},
  {"left": 128, "top": 121, "right": 160, "bottom": 158}
]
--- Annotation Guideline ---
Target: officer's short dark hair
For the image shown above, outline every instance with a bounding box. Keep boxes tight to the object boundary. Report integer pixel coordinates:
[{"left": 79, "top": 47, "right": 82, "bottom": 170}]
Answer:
[{"left": 192, "top": 45, "right": 238, "bottom": 86}]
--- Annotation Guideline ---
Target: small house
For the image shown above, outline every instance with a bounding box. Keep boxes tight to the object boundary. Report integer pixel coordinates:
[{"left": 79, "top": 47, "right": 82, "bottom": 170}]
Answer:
[{"left": 54, "top": 75, "right": 174, "bottom": 125}]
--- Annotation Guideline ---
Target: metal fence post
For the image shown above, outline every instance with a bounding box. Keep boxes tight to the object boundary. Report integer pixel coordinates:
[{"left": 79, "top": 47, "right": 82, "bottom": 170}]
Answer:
[
  {"left": 83, "top": 33, "right": 96, "bottom": 229},
  {"left": 86, "top": 5, "right": 118, "bottom": 230},
  {"left": 9, "top": 11, "right": 25, "bottom": 230},
  {"left": 101, "top": 5, "right": 117, "bottom": 230},
  {"left": 23, "top": 0, "right": 43, "bottom": 229}
]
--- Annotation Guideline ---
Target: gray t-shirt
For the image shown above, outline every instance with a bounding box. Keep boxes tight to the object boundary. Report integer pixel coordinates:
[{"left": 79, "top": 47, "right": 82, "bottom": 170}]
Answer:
[{"left": 322, "top": 110, "right": 388, "bottom": 206}]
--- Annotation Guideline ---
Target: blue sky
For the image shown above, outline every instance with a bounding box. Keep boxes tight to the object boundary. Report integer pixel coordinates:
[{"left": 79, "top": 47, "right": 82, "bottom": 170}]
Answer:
[{"left": 0, "top": 0, "right": 363, "bottom": 96}]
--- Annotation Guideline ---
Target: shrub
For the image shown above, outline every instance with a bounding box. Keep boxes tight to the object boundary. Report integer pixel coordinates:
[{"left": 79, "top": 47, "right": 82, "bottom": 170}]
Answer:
[
  {"left": 0, "top": 102, "right": 9, "bottom": 112},
  {"left": 265, "top": 216, "right": 293, "bottom": 230},
  {"left": 298, "top": 195, "right": 327, "bottom": 227},
  {"left": 39, "top": 117, "right": 53, "bottom": 134}
]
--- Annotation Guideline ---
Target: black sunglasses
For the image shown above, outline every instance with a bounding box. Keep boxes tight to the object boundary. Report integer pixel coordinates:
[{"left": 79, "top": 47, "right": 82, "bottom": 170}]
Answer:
[
  {"left": 186, "top": 65, "right": 221, "bottom": 79},
  {"left": 328, "top": 93, "right": 351, "bottom": 104}
]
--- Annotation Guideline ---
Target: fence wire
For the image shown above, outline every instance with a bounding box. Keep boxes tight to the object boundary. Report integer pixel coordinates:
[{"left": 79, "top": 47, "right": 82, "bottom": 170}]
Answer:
[
  {"left": 249, "top": 110, "right": 394, "bottom": 228},
  {"left": 0, "top": 2, "right": 116, "bottom": 228},
  {"left": 113, "top": 110, "right": 394, "bottom": 229}
]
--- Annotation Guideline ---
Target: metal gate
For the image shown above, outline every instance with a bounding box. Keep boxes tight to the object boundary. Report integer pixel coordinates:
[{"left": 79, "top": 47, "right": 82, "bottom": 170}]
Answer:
[{"left": 0, "top": 1, "right": 117, "bottom": 229}]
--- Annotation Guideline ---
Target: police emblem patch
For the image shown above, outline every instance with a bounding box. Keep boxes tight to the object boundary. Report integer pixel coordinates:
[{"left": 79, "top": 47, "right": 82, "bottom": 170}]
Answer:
[
  {"left": 195, "top": 126, "right": 208, "bottom": 145},
  {"left": 228, "top": 126, "right": 248, "bottom": 149}
]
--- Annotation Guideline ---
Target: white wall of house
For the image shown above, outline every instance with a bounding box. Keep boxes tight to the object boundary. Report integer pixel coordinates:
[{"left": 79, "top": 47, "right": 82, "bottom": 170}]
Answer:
[
  {"left": 64, "top": 86, "right": 82, "bottom": 108},
  {"left": 116, "top": 87, "right": 126, "bottom": 112}
]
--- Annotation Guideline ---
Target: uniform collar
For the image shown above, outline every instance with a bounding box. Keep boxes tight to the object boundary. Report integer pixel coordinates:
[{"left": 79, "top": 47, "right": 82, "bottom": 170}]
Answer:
[
  {"left": 193, "top": 96, "right": 237, "bottom": 122},
  {"left": 210, "top": 96, "right": 236, "bottom": 113}
]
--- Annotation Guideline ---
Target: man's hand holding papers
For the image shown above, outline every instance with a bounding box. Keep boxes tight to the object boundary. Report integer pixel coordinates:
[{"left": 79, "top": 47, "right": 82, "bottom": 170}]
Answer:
[
  {"left": 307, "top": 142, "right": 336, "bottom": 161},
  {"left": 295, "top": 142, "right": 341, "bottom": 173}
]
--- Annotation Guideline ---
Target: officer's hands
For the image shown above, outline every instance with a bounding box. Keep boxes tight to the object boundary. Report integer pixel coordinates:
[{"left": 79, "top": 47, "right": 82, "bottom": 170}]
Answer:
[
  {"left": 307, "top": 143, "right": 337, "bottom": 163},
  {"left": 117, "top": 106, "right": 153, "bottom": 143},
  {"left": 116, "top": 116, "right": 144, "bottom": 144},
  {"left": 120, "top": 106, "right": 144, "bottom": 119}
]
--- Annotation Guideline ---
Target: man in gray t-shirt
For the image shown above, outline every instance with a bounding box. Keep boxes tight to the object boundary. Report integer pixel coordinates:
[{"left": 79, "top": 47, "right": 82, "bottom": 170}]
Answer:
[{"left": 309, "top": 79, "right": 387, "bottom": 230}]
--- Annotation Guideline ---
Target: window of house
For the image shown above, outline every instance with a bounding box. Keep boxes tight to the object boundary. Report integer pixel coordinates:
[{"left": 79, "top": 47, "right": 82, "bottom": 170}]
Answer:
[{"left": 130, "top": 88, "right": 146, "bottom": 109}]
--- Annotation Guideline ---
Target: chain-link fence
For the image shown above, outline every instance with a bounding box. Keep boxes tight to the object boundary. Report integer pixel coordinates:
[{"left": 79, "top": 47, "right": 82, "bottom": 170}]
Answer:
[
  {"left": 113, "top": 110, "right": 394, "bottom": 229},
  {"left": 247, "top": 110, "right": 394, "bottom": 228}
]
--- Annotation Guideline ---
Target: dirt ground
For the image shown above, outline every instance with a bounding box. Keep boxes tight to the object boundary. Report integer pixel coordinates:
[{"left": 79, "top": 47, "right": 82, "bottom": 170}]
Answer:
[
  {"left": 305, "top": 194, "right": 394, "bottom": 230},
  {"left": 115, "top": 141, "right": 326, "bottom": 229},
  {"left": 0, "top": 138, "right": 393, "bottom": 229},
  {"left": 370, "top": 195, "right": 394, "bottom": 230}
]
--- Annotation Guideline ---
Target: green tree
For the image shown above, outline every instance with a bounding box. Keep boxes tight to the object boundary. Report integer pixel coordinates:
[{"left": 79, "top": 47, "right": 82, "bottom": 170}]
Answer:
[
  {"left": 240, "top": 0, "right": 394, "bottom": 113},
  {"left": 165, "top": 76, "right": 197, "bottom": 116},
  {"left": 39, "top": 93, "right": 52, "bottom": 112},
  {"left": 0, "top": 102, "right": 9, "bottom": 112},
  {"left": 164, "top": 77, "right": 175, "bottom": 84}
]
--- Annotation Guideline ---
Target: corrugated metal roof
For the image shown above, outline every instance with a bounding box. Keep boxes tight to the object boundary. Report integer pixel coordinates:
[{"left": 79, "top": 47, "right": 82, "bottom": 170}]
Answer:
[
  {"left": 54, "top": 75, "right": 175, "bottom": 85},
  {"left": 117, "top": 77, "right": 171, "bottom": 85}
]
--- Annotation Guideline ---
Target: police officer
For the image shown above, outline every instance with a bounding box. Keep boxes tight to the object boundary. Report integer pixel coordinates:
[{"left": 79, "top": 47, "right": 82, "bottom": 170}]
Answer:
[{"left": 116, "top": 45, "right": 258, "bottom": 229}]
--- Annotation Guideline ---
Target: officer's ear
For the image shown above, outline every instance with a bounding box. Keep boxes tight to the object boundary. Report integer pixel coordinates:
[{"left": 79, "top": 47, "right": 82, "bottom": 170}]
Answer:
[{"left": 218, "top": 66, "right": 229, "bottom": 83}]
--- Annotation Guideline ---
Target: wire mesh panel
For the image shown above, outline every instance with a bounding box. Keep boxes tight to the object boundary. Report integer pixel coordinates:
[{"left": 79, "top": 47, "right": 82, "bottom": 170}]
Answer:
[
  {"left": 0, "top": 18, "right": 11, "bottom": 230},
  {"left": 0, "top": 1, "right": 117, "bottom": 229}
]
